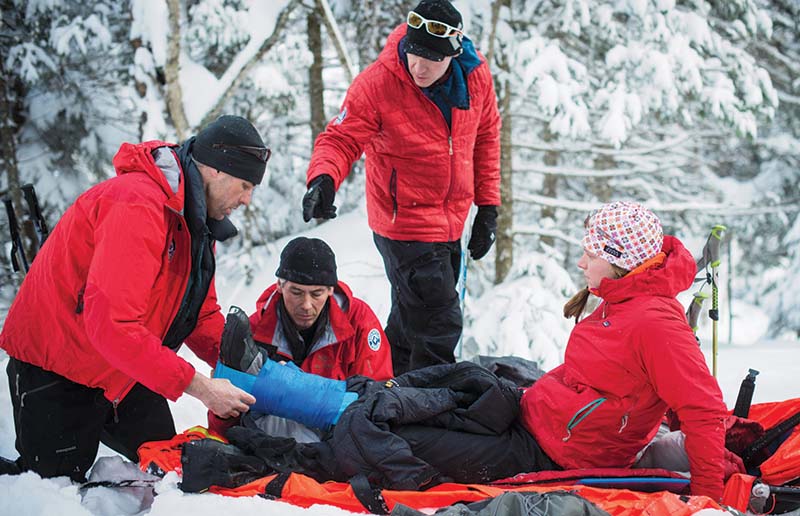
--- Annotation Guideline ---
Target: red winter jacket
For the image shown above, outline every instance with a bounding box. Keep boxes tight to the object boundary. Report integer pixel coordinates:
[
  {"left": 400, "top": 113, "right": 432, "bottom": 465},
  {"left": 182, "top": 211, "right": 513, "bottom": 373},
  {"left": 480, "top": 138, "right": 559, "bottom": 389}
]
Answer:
[
  {"left": 307, "top": 25, "right": 501, "bottom": 242},
  {"left": 250, "top": 282, "right": 393, "bottom": 381},
  {"left": 519, "top": 236, "right": 727, "bottom": 500},
  {"left": 0, "top": 141, "right": 223, "bottom": 403}
]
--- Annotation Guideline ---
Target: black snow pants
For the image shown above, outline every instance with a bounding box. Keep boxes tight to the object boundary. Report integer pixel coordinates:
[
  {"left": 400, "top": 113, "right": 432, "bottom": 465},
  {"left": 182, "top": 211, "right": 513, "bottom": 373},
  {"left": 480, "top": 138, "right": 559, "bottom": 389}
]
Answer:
[
  {"left": 373, "top": 233, "right": 462, "bottom": 375},
  {"left": 6, "top": 357, "right": 176, "bottom": 482}
]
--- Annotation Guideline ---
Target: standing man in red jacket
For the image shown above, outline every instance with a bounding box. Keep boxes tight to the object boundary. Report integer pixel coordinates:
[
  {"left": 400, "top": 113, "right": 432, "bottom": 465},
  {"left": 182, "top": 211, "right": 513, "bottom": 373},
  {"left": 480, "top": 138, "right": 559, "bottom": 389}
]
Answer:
[
  {"left": 0, "top": 115, "right": 266, "bottom": 481},
  {"left": 302, "top": 0, "right": 501, "bottom": 374}
]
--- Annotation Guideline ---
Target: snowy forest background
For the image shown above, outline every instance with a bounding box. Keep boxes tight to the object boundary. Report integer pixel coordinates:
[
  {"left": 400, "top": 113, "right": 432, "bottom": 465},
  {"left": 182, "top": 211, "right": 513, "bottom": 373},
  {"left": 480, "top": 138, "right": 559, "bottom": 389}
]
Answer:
[{"left": 1, "top": 0, "right": 799, "bottom": 360}]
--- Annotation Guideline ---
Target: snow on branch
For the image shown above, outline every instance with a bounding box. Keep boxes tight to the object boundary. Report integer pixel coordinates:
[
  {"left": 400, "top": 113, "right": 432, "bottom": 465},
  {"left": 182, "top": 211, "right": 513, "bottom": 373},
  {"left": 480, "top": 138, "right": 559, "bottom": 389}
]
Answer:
[
  {"left": 197, "top": 0, "right": 301, "bottom": 129},
  {"left": 316, "top": 0, "right": 357, "bottom": 84},
  {"left": 513, "top": 226, "right": 581, "bottom": 246},
  {"left": 516, "top": 193, "right": 800, "bottom": 216},
  {"left": 514, "top": 159, "right": 687, "bottom": 178},
  {"left": 513, "top": 133, "right": 692, "bottom": 156}
]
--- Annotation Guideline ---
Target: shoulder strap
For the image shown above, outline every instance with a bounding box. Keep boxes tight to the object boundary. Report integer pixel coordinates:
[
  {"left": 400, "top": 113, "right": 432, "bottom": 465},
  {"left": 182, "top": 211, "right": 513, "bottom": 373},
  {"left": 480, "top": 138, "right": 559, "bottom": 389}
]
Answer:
[
  {"left": 742, "top": 410, "right": 800, "bottom": 468},
  {"left": 349, "top": 474, "right": 390, "bottom": 515}
]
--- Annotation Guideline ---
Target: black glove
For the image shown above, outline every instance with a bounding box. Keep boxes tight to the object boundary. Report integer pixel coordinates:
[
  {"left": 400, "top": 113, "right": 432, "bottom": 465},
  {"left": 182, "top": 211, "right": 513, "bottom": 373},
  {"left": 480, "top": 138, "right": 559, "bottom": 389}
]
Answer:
[
  {"left": 302, "top": 174, "right": 337, "bottom": 222},
  {"left": 467, "top": 206, "right": 498, "bottom": 260}
]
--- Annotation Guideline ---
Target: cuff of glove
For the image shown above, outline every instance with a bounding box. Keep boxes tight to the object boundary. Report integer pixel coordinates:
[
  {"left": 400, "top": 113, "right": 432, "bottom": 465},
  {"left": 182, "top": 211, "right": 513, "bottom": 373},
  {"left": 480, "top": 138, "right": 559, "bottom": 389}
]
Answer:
[
  {"left": 477, "top": 205, "right": 498, "bottom": 217},
  {"left": 308, "top": 173, "right": 335, "bottom": 190}
]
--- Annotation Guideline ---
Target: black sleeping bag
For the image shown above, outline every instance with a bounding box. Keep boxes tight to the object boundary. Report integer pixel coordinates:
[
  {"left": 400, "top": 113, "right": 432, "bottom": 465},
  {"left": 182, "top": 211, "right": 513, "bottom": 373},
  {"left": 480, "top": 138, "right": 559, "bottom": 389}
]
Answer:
[{"left": 182, "top": 362, "right": 555, "bottom": 493}]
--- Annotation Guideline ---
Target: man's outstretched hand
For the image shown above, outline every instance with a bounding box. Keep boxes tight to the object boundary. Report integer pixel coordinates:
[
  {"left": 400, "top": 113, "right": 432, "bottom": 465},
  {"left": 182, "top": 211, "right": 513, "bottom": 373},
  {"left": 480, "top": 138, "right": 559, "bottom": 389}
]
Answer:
[{"left": 186, "top": 373, "right": 255, "bottom": 420}]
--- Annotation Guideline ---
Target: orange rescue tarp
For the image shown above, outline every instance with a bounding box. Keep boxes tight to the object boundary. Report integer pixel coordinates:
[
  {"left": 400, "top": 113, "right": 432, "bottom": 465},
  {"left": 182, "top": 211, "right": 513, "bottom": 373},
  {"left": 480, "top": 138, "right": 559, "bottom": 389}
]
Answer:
[
  {"left": 208, "top": 473, "right": 723, "bottom": 516},
  {"left": 140, "top": 429, "right": 723, "bottom": 515},
  {"left": 747, "top": 398, "right": 800, "bottom": 485}
]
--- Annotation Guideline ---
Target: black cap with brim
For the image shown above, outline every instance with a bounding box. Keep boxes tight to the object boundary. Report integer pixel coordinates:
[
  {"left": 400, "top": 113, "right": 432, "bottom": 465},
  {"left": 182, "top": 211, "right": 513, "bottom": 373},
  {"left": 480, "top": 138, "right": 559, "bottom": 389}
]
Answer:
[{"left": 192, "top": 115, "right": 267, "bottom": 185}]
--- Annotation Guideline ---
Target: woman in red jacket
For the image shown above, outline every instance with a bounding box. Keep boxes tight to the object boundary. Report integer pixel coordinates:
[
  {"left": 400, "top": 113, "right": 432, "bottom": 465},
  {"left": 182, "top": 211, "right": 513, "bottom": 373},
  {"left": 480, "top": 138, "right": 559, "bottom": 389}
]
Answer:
[{"left": 519, "top": 201, "right": 728, "bottom": 500}]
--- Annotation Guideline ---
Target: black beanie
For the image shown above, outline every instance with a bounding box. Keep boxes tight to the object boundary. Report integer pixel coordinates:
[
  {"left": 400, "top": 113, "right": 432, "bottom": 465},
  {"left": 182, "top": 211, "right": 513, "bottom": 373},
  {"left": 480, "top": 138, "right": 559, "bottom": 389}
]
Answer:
[
  {"left": 192, "top": 115, "right": 268, "bottom": 185},
  {"left": 405, "top": 0, "right": 463, "bottom": 62},
  {"left": 276, "top": 237, "right": 338, "bottom": 286}
]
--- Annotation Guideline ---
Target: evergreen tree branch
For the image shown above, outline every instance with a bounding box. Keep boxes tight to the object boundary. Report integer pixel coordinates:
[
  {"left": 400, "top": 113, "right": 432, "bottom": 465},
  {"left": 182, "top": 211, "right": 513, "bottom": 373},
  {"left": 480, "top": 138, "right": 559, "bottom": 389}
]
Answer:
[{"left": 198, "top": 0, "right": 302, "bottom": 129}]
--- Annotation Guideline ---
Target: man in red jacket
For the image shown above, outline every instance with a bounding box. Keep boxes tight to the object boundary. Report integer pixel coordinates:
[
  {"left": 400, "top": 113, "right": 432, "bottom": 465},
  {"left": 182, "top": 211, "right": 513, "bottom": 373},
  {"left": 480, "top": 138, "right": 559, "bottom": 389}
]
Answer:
[
  {"left": 250, "top": 237, "right": 393, "bottom": 382},
  {"left": 209, "top": 237, "right": 392, "bottom": 441},
  {"left": 0, "top": 115, "right": 267, "bottom": 481},
  {"left": 302, "top": 0, "right": 501, "bottom": 375}
]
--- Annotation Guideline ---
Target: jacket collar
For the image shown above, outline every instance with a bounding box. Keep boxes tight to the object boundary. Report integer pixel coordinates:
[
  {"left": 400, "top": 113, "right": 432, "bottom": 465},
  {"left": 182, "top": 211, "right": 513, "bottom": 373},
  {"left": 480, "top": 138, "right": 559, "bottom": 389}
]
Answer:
[
  {"left": 176, "top": 138, "right": 238, "bottom": 242},
  {"left": 596, "top": 235, "right": 696, "bottom": 304},
  {"left": 253, "top": 281, "right": 357, "bottom": 360},
  {"left": 111, "top": 139, "right": 237, "bottom": 241},
  {"left": 113, "top": 140, "right": 185, "bottom": 214}
]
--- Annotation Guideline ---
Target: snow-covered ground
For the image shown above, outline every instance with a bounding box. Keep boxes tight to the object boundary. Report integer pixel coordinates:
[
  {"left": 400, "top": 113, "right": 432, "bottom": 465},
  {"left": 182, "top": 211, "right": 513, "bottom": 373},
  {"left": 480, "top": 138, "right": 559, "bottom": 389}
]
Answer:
[{"left": 1, "top": 205, "right": 797, "bottom": 516}]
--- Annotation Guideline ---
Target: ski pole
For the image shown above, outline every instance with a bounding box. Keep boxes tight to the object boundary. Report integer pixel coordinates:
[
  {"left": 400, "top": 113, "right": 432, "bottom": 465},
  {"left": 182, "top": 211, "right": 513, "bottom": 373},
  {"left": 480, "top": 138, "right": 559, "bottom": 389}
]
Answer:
[
  {"left": 454, "top": 243, "right": 469, "bottom": 360},
  {"left": 456, "top": 250, "right": 468, "bottom": 359},
  {"left": 455, "top": 206, "right": 476, "bottom": 360},
  {"left": 21, "top": 183, "right": 49, "bottom": 250},
  {"left": 708, "top": 225, "right": 726, "bottom": 377},
  {"left": 3, "top": 196, "right": 29, "bottom": 274}
]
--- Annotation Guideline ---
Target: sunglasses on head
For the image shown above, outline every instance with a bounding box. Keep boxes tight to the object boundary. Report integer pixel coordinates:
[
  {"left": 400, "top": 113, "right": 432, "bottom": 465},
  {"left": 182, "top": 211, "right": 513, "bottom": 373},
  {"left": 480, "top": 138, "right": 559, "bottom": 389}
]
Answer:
[
  {"left": 407, "top": 11, "right": 463, "bottom": 38},
  {"left": 212, "top": 143, "right": 271, "bottom": 163}
]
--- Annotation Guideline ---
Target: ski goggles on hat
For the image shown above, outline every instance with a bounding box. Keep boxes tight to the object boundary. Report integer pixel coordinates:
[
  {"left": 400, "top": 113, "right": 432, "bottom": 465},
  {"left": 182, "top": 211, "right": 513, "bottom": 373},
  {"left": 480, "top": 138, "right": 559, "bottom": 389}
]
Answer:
[
  {"left": 212, "top": 143, "right": 272, "bottom": 163},
  {"left": 407, "top": 11, "right": 463, "bottom": 38}
]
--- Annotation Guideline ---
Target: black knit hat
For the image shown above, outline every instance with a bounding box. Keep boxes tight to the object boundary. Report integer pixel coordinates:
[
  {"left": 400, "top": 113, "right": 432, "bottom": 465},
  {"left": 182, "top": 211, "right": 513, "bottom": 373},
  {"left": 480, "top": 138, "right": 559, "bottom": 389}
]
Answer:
[
  {"left": 192, "top": 115, "right": 269, "bottom": 185},
  {"left": 276, "top": 237, "right": 338, "bottom": 286},
  {"left": 405, "top": 0, "right": 463, "bottom": 62}
]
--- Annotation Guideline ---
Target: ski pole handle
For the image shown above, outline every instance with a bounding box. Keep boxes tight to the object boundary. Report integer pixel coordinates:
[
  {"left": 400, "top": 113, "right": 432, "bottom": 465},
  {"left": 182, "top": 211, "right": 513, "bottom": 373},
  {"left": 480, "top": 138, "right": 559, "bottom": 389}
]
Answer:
[
  {"left": 686, "top": 291, "right": 709, "bottom": 332},
  {"left": 3, "top": 196, "right": 29, "bottom": 274},
  {"left": 21, "top": 183, "right": 49, "bottom": 249},
  {"left": 697, "top": 224, "right": 727, "bottom": 271}
]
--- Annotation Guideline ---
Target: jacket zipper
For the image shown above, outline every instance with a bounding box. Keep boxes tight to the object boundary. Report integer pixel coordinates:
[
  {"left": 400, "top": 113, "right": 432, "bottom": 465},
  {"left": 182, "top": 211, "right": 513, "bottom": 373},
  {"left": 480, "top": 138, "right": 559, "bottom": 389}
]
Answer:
[
  {"left": 389, "top": 167, "right": 398, "bottom": 223},
  {"left": 110, "top": 379, "right": 135, "bottom": 423},
  {"left": 619, "top": 413, "right": 629, "bottom": 433},
  {"left": 409, "top": 72, "right": 457, "bottom": 240},
  {"left": 18, "top": 379, "right": 60, "bottom": 408},
  {"left": 562, "top": 397, "right": 607, "bottom": 442},
  {"left": 75, "top": 285, "right": 86, "bottom": 314},
  {"left": 161, "top": 209, "right": 191, "bottom": 341}
]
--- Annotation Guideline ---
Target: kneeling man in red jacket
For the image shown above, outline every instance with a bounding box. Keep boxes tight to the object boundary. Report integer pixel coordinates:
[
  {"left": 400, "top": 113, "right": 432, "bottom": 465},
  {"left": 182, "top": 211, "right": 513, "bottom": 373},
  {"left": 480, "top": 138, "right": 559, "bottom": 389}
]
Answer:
[{"left": 1, "top": 115, "right": 266, "bottom": 481}]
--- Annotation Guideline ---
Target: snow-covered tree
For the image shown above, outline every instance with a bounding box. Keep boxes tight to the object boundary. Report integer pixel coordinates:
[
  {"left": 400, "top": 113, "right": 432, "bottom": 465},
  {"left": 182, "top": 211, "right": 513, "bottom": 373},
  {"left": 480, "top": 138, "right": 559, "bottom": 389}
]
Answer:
[{"left": 1, "top": 2, "right": 143, "bottom": 204}]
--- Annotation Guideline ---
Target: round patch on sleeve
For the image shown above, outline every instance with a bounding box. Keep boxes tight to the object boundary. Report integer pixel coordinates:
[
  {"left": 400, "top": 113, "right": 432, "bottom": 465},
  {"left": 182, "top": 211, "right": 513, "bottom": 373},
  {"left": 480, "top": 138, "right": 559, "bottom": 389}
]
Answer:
[{"left": 367, "top": 328, "right": 381, "bottom": 351}]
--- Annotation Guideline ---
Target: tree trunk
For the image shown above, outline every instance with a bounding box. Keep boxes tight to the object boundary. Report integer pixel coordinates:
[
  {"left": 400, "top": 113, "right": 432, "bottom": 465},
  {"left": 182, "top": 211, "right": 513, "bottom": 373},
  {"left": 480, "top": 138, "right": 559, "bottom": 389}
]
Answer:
[
  {"left": 540, "top": 127, "right": 559, "bottom": 247},
  {"left": 165, "top": 0, "right": 189, "bottom": 140},
  {"left": 0, "top": 59, "right": 25, "bottom": 285},
  {"left": 129, "top": 36, "right": 149, "bottom": 141},
  {"left": 485, "top": 0, "right": 503, "bottom": 66},
  {"left": 315, "top": 0, "right": 355, "bottom": 83},
  {"left": 308, "top": 7, "right": 326, "bottom": 148},
  {"left": 495, "top": 78, "right": 513, "bottom": 284},
  {"left": 591, "top": 153, "right": 615, "bottom": 200}
]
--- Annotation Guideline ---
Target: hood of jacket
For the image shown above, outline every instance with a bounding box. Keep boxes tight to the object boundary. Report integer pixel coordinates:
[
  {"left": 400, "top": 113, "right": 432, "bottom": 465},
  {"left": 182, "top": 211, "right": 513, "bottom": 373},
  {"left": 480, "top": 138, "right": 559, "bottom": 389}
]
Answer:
[{"left": 597, "top": 235, "right": 695, "bottom": 304}]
